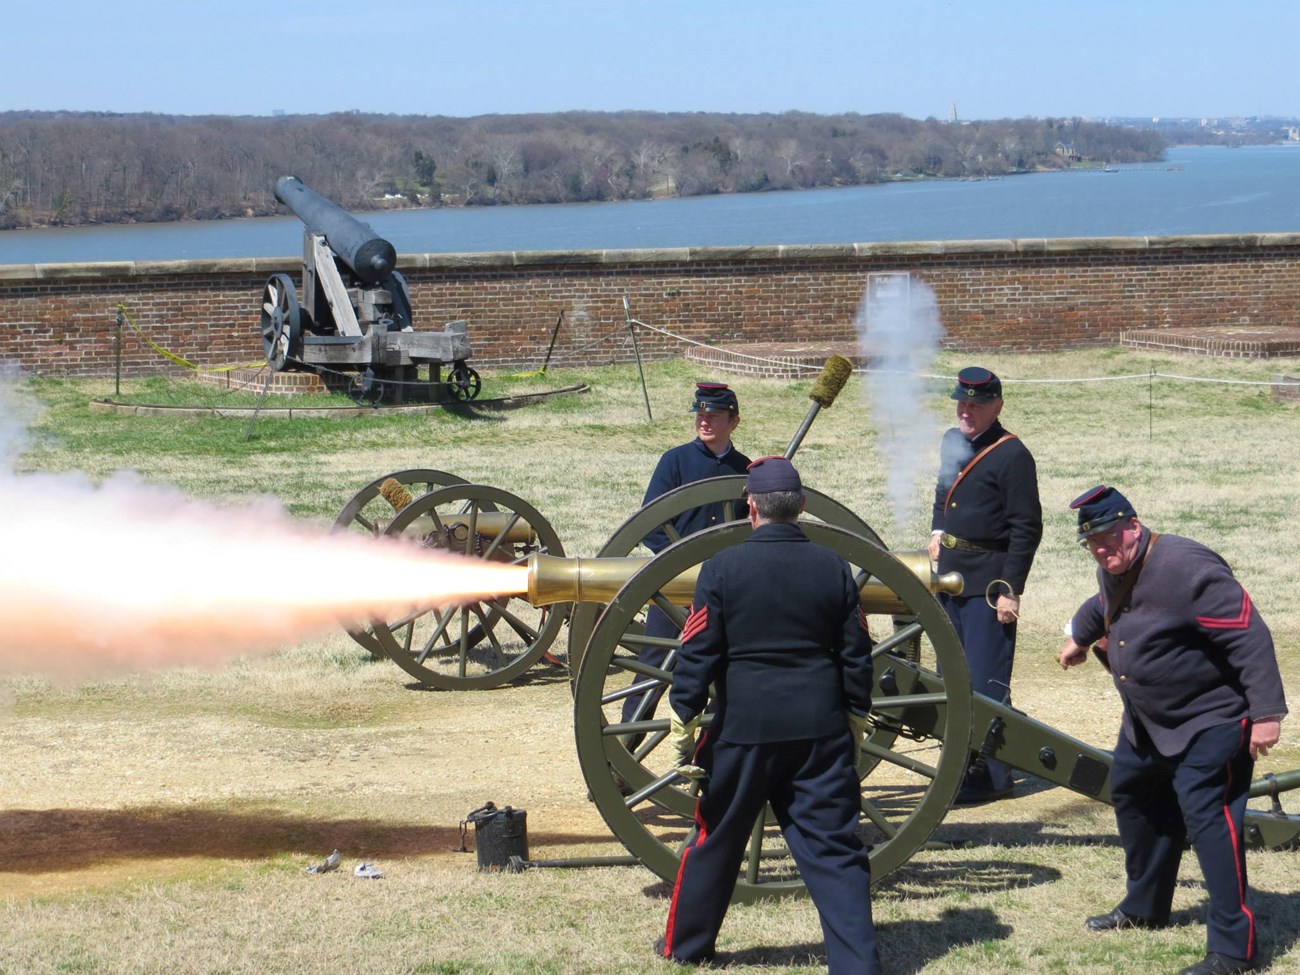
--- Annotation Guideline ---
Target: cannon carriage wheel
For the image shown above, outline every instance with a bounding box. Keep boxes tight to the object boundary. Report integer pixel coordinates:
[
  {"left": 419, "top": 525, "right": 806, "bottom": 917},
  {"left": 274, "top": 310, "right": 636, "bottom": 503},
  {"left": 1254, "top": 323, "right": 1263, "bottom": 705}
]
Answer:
[
  {"left": 259, "top": 273, "right": 303, "bottom": 371},
  {"left": 571, "top": 521, "right": 971, "bottom": 901},
  {"left": 565, "top": 475, "right": 886, "bottom": 674},
  {"left": 445, "top": 361, "right": 482, "bottom": 402},
  {"left": 333, "top": 469, "right": 469, "bottom": 658},
  {"left": 369, "top": 484, "right": 570, "bottom": 690}
]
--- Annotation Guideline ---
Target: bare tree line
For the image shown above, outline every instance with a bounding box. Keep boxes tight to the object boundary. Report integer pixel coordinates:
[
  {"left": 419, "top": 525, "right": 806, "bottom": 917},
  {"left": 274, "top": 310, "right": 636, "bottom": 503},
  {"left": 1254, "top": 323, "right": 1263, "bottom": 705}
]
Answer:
[{"left": 0, "top": 110, "right": 1166, "bottom": 230}]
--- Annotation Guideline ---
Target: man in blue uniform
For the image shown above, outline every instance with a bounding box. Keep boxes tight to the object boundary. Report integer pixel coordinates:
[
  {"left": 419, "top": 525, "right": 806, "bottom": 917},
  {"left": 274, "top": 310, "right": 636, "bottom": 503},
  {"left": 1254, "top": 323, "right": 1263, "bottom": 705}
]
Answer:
[
  {"left": 1059, "top": 486, "right": 1287, "bottom": 975},
  {"left": 622, "top": 383, "right": 751, "bottom": 728},
  {"left": 657, "top": 456, "right": 881, "bottom": 974},
  {"left": 928, "top": 366, "right": 1041, "bottom": 803}
]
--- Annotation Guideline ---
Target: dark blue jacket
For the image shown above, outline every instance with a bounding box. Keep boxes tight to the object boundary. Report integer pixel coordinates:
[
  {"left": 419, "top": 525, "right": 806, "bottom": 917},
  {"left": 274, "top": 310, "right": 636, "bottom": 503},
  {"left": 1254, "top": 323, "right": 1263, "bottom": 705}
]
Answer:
[
  {"left": 641, "top": 438, "right": 751, "bottom": 553},
  {"left": 670, "top": 522, "right": 873, "bottom": 744},
  {"left": 1070, "top": 528, "right": 1288, "bottom": 756},
  {"left": 931, "top": 420, "right": 1042, "bottom": 596}
]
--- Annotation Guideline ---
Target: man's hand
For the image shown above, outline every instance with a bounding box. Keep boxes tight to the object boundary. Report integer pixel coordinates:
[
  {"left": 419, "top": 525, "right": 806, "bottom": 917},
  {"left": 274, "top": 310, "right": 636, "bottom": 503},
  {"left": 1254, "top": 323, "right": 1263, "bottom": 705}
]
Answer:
[
  {"left": 847, "top": 711, "right": 870, "bottom": 770},
  {"left": 668, "top": 713, "right": 705, "bottom": 780},
  {"left": 1251, "top": 716, "right": 1282, "bottom": 760},
  {"left": 927, "top": 531, "right": 942, "bottom": 562},
  {"left": 995, "top": 593, "right": 1020, "bottom": 624},
  {"left": 1057, "top": 637, "right": 1089, "bottom": 670}
]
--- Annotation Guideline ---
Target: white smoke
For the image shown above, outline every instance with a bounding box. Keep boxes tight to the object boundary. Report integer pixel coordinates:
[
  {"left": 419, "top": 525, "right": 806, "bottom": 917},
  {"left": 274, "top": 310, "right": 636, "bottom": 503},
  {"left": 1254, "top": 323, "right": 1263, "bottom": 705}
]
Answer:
[
  {"left": 854, "top": 274, "right": 945, "bottom": 536},
  {"left": 0, "top": 366, "right": 526, "bottom": 679}
]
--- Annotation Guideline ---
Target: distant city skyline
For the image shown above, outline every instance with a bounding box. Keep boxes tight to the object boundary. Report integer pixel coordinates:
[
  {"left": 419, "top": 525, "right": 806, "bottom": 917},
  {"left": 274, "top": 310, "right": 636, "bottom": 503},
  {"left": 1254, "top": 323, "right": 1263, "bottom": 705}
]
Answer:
[{"left": 3, "top": 0, "right": 1296, "bottom": 121}]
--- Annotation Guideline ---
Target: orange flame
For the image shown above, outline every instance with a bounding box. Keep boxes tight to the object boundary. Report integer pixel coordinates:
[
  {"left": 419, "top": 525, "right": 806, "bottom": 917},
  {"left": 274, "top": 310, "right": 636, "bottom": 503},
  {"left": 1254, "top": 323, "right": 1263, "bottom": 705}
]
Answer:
[{"left": 0, "top": 472, "right": 528, "bottom": 676}]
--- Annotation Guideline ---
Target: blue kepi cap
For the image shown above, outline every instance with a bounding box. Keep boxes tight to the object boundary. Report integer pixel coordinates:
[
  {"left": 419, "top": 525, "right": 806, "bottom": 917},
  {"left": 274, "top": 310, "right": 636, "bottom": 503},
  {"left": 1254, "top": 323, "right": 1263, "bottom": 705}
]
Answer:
[
  {"left": 1070, "top": 485, "right": 1136, "bottom": 540},
  {"left": 746, "top": 456, "right": 802, "bottom": 494},
  {"left": 950, "top": 366, "right": 1002, "bottom": 403},
  {"left": 691, "top": 382, "right": 739, "bottom": 413}
]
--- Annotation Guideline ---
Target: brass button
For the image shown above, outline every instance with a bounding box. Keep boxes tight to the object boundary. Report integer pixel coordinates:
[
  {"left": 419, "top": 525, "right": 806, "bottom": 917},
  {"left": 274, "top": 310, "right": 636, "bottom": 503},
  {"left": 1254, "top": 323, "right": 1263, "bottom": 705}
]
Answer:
[
  {"left": 1118, "top": 641, "right": 1125, "bottom": 647},
  {"left": 1119, "top": 675, "right": 1127, "bottom": 682}
]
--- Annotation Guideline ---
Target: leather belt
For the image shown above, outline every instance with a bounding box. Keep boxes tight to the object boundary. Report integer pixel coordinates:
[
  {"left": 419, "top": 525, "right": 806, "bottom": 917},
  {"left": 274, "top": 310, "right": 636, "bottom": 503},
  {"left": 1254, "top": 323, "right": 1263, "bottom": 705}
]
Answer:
[{"left": 940, "top": 533, "right": 1008, "bottom": 553}]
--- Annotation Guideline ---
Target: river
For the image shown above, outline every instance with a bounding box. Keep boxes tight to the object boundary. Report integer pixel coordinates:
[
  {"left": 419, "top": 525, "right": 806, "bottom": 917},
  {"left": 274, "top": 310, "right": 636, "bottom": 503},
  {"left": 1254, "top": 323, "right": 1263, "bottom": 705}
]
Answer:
[{"left": 2, "top": 145, "right": 1298, "bottom": 266}]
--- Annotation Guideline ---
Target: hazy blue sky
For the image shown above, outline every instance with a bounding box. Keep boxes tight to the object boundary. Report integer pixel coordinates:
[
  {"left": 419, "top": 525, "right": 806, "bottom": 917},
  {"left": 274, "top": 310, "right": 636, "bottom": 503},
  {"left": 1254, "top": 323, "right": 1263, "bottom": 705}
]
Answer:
[{"left": 5, "top": 0, "right": 1296, "bottom": 120}]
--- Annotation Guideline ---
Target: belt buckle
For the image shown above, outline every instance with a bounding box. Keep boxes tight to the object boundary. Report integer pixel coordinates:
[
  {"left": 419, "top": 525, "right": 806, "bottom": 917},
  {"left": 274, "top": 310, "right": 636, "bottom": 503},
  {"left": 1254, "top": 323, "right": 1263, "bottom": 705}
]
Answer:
[{"left": 940, "top": 534, "right": 957, "bottom": 549}]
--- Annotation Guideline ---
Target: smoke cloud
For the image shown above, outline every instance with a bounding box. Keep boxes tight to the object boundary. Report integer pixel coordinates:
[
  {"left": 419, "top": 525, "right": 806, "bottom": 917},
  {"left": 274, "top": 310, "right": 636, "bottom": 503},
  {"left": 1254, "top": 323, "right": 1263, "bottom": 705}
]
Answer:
[
  {"left": 0, "top": 369, "right": 527, "bottom": 677},
  {"left": 854, "top": 274, "right": 945, "bottom": 536}
]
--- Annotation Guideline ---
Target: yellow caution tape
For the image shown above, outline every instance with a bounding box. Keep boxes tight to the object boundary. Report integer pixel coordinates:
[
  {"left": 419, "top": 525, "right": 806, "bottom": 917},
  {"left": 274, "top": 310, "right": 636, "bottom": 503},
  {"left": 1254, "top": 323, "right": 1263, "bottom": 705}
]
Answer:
[{"left": 116, "top": 304, "right": 266, "bottom": 372}]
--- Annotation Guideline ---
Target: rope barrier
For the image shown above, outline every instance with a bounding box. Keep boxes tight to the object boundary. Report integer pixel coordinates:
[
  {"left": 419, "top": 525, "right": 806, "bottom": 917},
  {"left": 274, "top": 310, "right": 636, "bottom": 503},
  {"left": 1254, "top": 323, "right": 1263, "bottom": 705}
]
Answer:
[
  {"left": 116, "top": 304, "right": 264, "bottom": 373},
  {"left": 117, "top": 301, "right": 1300, "bottom": 394}
]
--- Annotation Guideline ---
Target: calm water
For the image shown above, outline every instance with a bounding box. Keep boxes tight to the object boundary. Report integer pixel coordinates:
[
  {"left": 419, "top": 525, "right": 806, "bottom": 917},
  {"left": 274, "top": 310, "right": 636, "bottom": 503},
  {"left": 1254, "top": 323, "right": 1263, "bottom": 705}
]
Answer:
[{"left": 2, "top": 145, "right": 1298, "bottom": 266}]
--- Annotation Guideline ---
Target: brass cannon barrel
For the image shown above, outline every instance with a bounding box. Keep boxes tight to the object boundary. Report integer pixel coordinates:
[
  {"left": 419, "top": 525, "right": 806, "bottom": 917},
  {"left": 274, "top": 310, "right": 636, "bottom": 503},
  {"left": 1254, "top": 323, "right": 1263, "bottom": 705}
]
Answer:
[
  {"left": 392, "top": 511, "right": 536, "bottom": 545},
  {"left": 526, "top": 549, "right": 962, "bottom": 611},
  {"left": 274, "top": 175, "right": 397, "bottom": 285}
]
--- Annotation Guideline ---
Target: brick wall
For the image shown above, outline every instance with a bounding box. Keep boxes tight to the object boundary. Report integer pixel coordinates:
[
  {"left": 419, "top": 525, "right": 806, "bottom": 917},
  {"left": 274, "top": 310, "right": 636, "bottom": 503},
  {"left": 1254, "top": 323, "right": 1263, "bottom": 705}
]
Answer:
[{"left": 2, "top": 233, "right": 1298, "bottom": 378}]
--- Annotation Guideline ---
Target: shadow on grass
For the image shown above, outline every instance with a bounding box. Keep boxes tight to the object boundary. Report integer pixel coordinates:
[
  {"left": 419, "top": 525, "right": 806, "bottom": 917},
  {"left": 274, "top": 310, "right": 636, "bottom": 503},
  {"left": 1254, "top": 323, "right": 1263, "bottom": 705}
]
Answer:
[{"left": 0, "top": 807, "right": 608, "bottom": 874}]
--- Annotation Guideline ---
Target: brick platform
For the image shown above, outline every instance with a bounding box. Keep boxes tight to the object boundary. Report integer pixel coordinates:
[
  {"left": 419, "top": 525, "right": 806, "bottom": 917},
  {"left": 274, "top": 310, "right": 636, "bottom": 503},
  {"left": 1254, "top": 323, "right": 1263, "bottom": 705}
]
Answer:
[
  {"left": 196, "top": 366, "right": 327, "bottom": 395},
  {"left": 686, "top": 341, "right": 863, "bottom": 379},
  {"left": 1120, "top": 325, "right": 1300, "bottom": 358}
]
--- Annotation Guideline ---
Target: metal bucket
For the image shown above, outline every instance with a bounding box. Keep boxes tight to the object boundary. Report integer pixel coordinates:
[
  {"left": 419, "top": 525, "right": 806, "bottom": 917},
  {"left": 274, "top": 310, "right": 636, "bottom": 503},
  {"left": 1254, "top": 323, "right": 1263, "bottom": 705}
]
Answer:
[{"left": 465, "top": 802, "right": 528, "bottom": 871}]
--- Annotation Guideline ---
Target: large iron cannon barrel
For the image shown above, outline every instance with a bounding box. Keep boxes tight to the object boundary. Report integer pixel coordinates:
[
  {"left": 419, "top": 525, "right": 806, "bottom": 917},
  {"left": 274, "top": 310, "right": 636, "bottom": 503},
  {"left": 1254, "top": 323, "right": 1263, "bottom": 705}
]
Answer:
[
  {"left": 524, "top": 549, "right": 962, "bottom": 612},
  {"left": 274, "top": 175, "right": 397, "bottom": 285}
]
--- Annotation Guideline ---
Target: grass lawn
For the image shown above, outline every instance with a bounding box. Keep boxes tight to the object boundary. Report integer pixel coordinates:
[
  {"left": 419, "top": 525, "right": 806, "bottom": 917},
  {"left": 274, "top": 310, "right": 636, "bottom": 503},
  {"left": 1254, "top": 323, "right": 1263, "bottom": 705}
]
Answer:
[{"left": 2, "top": 349, "right": 1299, "bottom": 975}]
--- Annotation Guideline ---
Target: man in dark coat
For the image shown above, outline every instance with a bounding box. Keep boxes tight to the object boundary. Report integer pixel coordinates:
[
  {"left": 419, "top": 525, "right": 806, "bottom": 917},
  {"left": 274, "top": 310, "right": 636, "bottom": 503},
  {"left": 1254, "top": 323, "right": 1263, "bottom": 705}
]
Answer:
[
  {"left": 622, "top": 382, "right": 751, "bottom": 728},
  {"left": 928, "top": 366, "right": 1042, "bottom": 802},
  {"left": 657, "top": 456, "right": 881, "bottom": 974},
  {"left": 1059, "top": 485, "right": 1287, "bottom": 975}
]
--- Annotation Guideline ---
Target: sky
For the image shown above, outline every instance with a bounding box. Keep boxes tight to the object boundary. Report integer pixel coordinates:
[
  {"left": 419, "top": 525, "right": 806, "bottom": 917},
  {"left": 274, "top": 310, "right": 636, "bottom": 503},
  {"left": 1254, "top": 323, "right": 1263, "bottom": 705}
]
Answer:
[{"left": 3, "top": 0, "right": 1297, "bottom": 121}]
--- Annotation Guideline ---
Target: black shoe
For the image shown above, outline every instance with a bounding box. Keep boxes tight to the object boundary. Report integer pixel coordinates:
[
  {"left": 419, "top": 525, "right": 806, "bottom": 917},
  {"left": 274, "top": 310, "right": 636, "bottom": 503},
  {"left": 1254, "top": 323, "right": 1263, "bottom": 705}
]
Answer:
[
  {"left": 1176, "top": 952, "right": 1256, "bottom": 975},
  {"left": 1084, "top": 906, "right": 1168, "bottom": 932},
  {"left": 652, "top": 936, "right": 712, "bottom": 965},
  {"left": 953, "top": 782, "right": 1014, "bottom": 805}
]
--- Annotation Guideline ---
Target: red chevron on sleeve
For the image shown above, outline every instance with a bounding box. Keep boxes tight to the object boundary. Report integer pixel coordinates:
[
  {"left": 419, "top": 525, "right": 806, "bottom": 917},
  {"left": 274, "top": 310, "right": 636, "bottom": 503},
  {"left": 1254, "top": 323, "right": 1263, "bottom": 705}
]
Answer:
[
  {"left": 679, "top": 604, "right": 708, "bottom": 644},
  {"left": 1196, "top": 590, "right": 1253, "bottom": 630},
  {"left": 857, "top": 605, "right": 870, "bottom": 633}
]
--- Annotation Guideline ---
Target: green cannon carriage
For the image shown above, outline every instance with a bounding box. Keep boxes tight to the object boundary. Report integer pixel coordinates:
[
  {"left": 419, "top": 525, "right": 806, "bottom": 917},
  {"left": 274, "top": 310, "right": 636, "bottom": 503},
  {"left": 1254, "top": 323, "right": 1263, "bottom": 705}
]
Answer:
[{"left": 332, "top": 355, "right": 1300, "bottom": 897}]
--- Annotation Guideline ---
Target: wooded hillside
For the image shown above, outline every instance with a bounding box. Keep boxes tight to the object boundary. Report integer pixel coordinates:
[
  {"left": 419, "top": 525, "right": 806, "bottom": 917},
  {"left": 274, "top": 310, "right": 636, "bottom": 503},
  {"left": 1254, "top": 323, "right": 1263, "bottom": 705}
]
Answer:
[{"left": 0, "top": 110, "right": 1165, "bottom": 230}]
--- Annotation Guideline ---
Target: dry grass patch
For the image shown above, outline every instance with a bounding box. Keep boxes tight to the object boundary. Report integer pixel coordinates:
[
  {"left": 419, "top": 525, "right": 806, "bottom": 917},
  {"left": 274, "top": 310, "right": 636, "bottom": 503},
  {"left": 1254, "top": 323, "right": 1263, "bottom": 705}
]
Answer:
[{"left": 3, "top": 350, "right": 1300, "bottom": 974}]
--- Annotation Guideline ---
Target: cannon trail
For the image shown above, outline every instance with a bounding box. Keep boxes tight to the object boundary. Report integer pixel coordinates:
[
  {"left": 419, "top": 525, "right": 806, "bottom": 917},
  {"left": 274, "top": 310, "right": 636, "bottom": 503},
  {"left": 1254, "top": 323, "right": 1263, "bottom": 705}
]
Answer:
[{"left": 0, "top": 472, "right": 528, "bottom": 677}]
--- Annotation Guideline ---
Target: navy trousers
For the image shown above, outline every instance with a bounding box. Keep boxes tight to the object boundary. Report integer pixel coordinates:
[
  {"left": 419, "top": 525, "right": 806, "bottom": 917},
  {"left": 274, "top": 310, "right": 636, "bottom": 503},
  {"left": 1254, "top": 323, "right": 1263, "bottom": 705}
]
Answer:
[
  {"left": 1110, "top": 718, "right": 1256, "bottom": 961},
  {"left": 663, "top": 730, "right": 881, "bottom": 974},
  {"left": 940, "top": 592, "right": 1016, "bottom": 790}
]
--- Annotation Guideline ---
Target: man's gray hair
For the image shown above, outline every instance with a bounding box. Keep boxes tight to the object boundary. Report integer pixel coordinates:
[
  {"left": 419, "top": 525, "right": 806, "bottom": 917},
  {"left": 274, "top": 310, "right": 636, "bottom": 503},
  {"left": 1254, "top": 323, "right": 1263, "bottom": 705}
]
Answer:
[{"left": 750, "top": 490, "right": 803, "bottom": 523}]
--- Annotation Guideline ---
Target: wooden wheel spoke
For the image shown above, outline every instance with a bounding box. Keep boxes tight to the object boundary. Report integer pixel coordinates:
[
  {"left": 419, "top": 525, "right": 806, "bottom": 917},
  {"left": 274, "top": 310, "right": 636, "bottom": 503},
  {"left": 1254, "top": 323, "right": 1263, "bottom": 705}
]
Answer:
[
  {"left": 872, "top": 620, "right": 924, "bottom": 658},
  {"left": 457, "top": 606, "right": 471, "bottom": 677},
  {"left": 414, "top": 609, "right": 456, "bottom": 663},
  {"left": 601, "top": 675, "right": 669, "bottom": 708},
  {"left": 484, "top": 600, "right": 539, "bottom": 643},
  {"left": 623, "top": 768, "right": 694, "bottom": 808},
  {"left": 860, "top": 739, "right": 938, "bottom": 778},
  {"left": 744, "top": 815, "right": 766, "bottom": 884},
  {"left": 859, "top": 797, "right": 901, "bottom": 838},
  {"left": 650, "top": 593, "right": 687, "bottom": 629},
  {"left": 479, "top": 511, "right": 523, "bottom": 561}
]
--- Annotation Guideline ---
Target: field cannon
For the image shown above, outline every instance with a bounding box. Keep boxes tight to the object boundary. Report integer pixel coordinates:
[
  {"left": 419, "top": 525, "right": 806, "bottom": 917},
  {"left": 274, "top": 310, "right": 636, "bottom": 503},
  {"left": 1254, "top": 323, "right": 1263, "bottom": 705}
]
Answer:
[
  {"left": 523, "top": 515, "right": 1300, "bottom": 899},
  {"left": 263, "top": 176, "right": 480, "bottom": 404},
  {"left": 327, "top": 368, "right": 1300, "bottom": 896},
  {"left": 331, "top": 356, "right": 863, "bottom": 689}
]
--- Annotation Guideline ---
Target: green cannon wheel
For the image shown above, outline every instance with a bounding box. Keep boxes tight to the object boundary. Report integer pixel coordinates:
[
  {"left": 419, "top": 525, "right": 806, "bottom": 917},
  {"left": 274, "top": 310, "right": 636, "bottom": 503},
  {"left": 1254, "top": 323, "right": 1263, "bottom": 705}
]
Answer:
[
  {"left": 565, "top": 475, "right": 886, "bottom": 673},
  {"left": 333, "top": 469, "right": 469, "bottom": 657},
  {"left": 369, "top": 484, "right": 569, "bottom": 690},
  {"left": 571, "top": 521, "right": 972, "bottom": 901}
]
